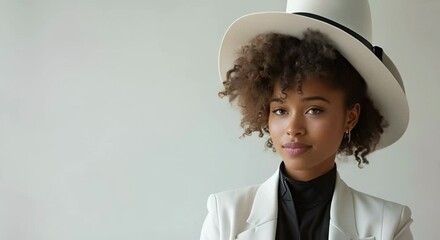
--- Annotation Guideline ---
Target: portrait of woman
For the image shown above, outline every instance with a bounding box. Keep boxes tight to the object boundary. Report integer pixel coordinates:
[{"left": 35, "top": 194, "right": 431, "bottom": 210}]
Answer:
[
  {"left": 4, "top": 0, "right": 440, "bottom": 238},
  {"left": 200, "top": 0, "right": 413, "bottom": 239}
]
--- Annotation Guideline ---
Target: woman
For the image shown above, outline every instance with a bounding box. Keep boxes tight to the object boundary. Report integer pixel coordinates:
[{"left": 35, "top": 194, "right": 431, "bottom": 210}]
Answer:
[{"left": 201, "top": 0, "right": 413, "bottom": 239}]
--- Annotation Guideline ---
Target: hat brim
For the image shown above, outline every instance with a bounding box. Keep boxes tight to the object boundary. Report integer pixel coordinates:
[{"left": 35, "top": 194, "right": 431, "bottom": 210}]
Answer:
[{"left": 219, "top": 12, "right": 409, "bottom": 150}]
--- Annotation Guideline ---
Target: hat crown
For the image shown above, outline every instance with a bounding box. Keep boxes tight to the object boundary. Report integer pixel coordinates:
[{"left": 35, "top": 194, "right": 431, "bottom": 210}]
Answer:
[{"left": 286, "top": 0, "right": 372, "bottom": 41}]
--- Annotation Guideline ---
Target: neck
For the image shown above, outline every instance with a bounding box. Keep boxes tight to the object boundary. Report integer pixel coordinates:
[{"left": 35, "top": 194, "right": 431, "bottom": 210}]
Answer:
[{"left": 283, "top": 158, "right": 336, "bottom": 181}]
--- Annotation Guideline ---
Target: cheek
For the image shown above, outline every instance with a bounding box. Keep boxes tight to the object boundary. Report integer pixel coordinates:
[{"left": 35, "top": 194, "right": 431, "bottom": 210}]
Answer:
[
  {"left": 268, "top": 117, "right": 285, "bottom": 138},
  {"left": 310, "top": 118, "right": 345, "bottom": 142}
]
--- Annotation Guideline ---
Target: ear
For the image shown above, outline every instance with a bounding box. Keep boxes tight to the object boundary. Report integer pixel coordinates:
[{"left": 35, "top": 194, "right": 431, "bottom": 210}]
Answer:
[{"left": 345, "top": 103, "right": 360, "bottom": 131}]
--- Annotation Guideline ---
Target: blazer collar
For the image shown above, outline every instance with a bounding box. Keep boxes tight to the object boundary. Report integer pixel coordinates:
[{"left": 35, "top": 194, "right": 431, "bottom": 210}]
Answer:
[
  {"left": 237, "top": 168, "right": 368, "bottom": 240},
  {"left": 329, "top": 174, "right": 363, "bottom": 239},
  {"left": 246, "top": 170, "right": 279, "bottom": 225},
  {"left": 235, "top": 170, "right": 279, "bottom": 240}
]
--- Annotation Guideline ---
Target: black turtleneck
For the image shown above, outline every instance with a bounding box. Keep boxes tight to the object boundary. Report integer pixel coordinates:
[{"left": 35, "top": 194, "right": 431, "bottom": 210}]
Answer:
[{"left": 275, "top": 162, "right": 337, "bottom": 240}]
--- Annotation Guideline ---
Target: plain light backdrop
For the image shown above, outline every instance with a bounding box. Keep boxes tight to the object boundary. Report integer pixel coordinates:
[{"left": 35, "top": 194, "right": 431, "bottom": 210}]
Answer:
[{"left": 0, "top": 0, "right": 439, "bottom": 239}]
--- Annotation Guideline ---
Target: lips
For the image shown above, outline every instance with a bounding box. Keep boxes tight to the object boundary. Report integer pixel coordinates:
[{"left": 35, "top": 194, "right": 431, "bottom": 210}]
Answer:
[
  {"left": 283, "top": 142, "right": 311, "bottom": 148},
  {"left": 282, "top": 142, "right": 311, "bottom": 155}
]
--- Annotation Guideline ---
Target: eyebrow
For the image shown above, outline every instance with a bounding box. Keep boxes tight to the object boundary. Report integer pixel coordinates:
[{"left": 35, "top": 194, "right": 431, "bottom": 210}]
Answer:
[
  {"left": 302, "top": 96, "right": 331, "bottom": 104},
  {"left": 269, "top": 98, "right": 284, "bottom": 104},
  {"left": 269, "top": 96, "right": 331, "bottom": 104}
]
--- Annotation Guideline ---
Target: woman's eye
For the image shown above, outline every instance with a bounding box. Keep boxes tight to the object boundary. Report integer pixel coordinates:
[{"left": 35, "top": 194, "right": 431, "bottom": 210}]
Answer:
[
  {"left": 272, "top": 109, "right": 286, "bottom": 115},
  {"left": 306, "top": 107, "right": 323, "bottom": 115}
]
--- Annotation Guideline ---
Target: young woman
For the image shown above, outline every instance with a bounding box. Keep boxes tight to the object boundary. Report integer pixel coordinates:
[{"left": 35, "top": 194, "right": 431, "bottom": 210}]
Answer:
[{"left": 201, "top": 0, "right": 413, "bottom": 239}]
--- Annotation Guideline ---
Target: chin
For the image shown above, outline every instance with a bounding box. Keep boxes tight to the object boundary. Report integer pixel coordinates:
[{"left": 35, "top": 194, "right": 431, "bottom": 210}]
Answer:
[{"left": 282, "top": 158, "right": 319, "bottom": 169}]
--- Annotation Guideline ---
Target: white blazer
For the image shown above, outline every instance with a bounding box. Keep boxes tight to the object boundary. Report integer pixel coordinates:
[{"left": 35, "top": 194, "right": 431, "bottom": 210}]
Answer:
[{"left": 200, "top": 169, "right": 413, "bottom": 240}]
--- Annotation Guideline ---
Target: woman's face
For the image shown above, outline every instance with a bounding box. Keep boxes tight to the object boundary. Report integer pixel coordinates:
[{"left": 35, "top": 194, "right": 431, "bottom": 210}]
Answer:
[{"left": 268, "top": 77, "right": 359, "bottom": 181}]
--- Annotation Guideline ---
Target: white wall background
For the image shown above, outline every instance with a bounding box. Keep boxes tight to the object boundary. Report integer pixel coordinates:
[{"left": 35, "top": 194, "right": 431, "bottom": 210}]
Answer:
[{"left": 0, "top": 0, "right": 438, "bottom": 239}]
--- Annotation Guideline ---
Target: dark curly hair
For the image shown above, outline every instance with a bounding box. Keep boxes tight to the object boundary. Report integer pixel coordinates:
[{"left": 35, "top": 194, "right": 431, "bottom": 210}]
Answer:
[{"left": 219, "top": 30, "right": 388, "bottom": 166}]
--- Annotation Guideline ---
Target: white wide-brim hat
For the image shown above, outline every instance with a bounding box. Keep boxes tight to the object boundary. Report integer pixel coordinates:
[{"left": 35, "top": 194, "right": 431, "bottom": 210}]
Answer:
[{"left": 218, "top": 0, "right": 409, "bottom": 150}]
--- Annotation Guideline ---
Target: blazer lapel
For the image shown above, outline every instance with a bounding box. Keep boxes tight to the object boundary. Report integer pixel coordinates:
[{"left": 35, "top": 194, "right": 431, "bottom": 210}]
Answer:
[
  {"left": 235, "top": 170, "right": 279, "bottom": 240},
  {"left": 236, "top": 170, "right": 376, "bottom": 240},
  {"left": 329, "top": 174, "right": 375, "bottom": 240}
]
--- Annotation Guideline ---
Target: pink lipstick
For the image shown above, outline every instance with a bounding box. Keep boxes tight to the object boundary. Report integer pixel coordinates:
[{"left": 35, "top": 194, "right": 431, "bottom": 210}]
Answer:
[{"left": 282, "top": 142, "right": 311, "bottom": 156}]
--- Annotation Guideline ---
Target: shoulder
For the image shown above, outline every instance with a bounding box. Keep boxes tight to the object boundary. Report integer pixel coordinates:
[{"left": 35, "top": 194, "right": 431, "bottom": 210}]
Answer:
[
  {"left": 201, "top": 184, "right": 262, "bottom": 239},
  {"left": 349, "top": 186, "right": 411, "bottom": 217},
  {"left": 202, "top": 171, "right": 279, "bottom": 239},
  {"left": 336, "top": 175, "right": 410, "bottom": 219},
  {"left": 211, "top": 184, "right": 260, "bottom": 203},
  {"left": 207, "top": 184, "right": 260, "bottom": 218},
  {"left": 207, "top": 169, "right": 279, "bottom": 215},
  {"left": 333, "top": 175, "right": 413, "bottom": 238},
  {"left": 347, "top": 185, "right": 413, "bottom": 238}
]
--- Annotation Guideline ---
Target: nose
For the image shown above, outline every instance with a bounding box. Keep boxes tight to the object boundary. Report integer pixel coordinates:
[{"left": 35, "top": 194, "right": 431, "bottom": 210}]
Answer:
[{"left": 286, "top": 113, "right": 306, "bottom": 136}]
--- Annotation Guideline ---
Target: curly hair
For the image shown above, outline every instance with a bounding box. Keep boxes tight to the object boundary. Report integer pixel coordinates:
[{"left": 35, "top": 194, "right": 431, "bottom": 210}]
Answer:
[{"left": 219, "top": 30, "right": 388, "bottom": 166}]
